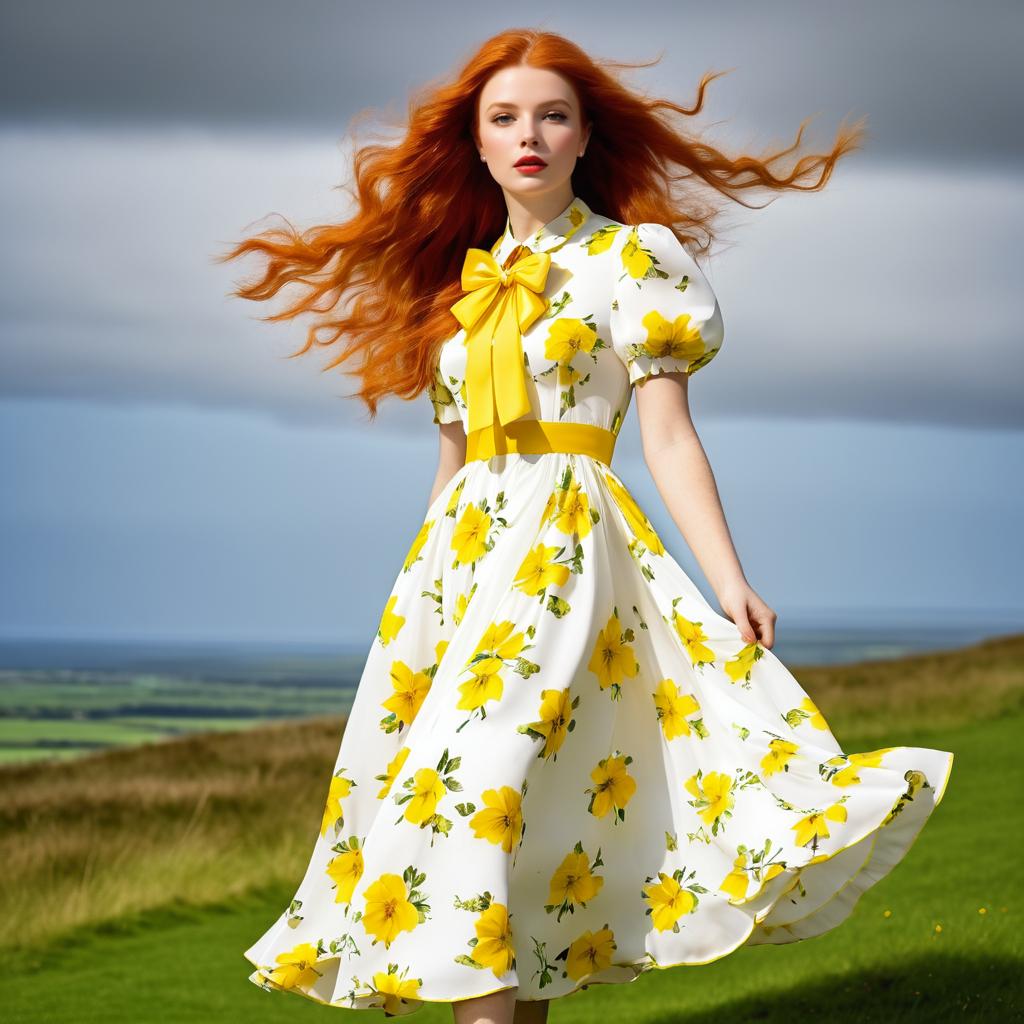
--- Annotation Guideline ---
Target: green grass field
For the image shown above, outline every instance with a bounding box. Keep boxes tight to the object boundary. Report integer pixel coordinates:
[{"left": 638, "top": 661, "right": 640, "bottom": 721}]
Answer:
[{"left": 2, "top": 636, "right": 1022, "bottom": 1022}]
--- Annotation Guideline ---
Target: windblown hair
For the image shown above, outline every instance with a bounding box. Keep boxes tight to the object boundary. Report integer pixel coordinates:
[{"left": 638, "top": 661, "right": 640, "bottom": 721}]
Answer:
[{"left": 215, "top": 28, "right": 865, "bottom": 421}]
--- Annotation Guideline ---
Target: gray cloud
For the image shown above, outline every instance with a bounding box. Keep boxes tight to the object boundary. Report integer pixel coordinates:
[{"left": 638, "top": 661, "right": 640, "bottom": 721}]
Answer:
[{"left": 0, "top": 1, "right": 1022, "bottom": 168}]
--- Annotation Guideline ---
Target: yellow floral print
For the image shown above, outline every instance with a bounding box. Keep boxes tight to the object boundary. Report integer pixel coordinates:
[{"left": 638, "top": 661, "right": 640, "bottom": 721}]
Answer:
[
  {"left": 553, "top": 477, "right": 593, "bottom": 539},
  {"left": 451, "top": 503, "right": 492, "bottom": 566},
  {"left": 544, "top": 317, "right": 598, "bottom": 366},
  {"left": 393, "top": 749, "right": 462, "bottom": 840},
  {"left": 643, "top": 871, "right": 698, "bottom": 931},
  {"left": 792, "top": 801, "right": 849, "bottom": 848},
  {"left": 652, "top": 678, "right": 701, "bottom": 740},
  {"left": 361, "top": 870, "right": 427, "bottom": 947},
  {"left": 403, "top": 519, "right": 433, "bottom": 572},
  {"left": 469, "top": 786, "right": 524, "bottom": 854},
  {"left": 546, "top": 843, "right": 604, "bottom": 921},
  {"left": 588, "top": 610, "right": 639, "bottom": 698},
  {"left": 380, "top": 660, "right": 432, "bottom": 733},
  {"left": 638, "top": 309, "right": 707, "bottom": 368},
  {"left": 518, "top": 686, "right": 578, "bottom": 760},
  {"left": 513, "top": 542, "right": 571, "bottom": 596},
  {"left": 377, "top": 594, "right": 405, "bottom": 646},
  {"left": 471, "top": 902, "right": 516, "bottom": 977},
  {"left": 401, "top": 767, "right": 445, "bottom": 825},
  {"left": 724, "top": 641, "right": 764, "bottom": 684},
  {"left": 684, "top": 770, "right": 735, "bottom": 831},
  {"left": 761, "top": 738, "right": 800, "bottom": 776},
  {"left": 620, "top": 226, "right": 657, "bottom": 280},
  {"left": 823, "top": 747, "right": 895, "bottom": 787},
  {"left": 320, "top": 770, "right": 354, "bottom": 838},
  {"left": 586, "top": 751, "right": 637, "bottom": 823},
  {"left": 456, "top": 655, "right": 504, "bottom": 711},
  {"left": 785, "top": 695, "right": 831, "bottom": 731},
  {"left": 369, "top": 966, "right": 422, "bottom": 1015},
  {"left": 261, "top": 941, "right": 322, "bottom": 989},
  {"left": 325, "top": 837, "right": 364, "bottom": 903},
  {"left": 564, "top": 926, "right": 616, "bottom": 982},
  {"left": 375, "top": 746, "right": 410, "bottom": 799},
  {"left": 585, "top": 223, "right": 622, "bottom": 255},
  {"left": 670, "top": 605, "right": 717, "bottom": 667},
  {"left": 603, "top": 472, "right": 665, "bottom": 555}
]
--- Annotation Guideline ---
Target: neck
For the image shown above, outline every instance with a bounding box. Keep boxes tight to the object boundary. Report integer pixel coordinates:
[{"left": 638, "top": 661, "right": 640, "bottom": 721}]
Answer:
[{"left": 503, "top": 188, "right": 575, "bottom": 242}]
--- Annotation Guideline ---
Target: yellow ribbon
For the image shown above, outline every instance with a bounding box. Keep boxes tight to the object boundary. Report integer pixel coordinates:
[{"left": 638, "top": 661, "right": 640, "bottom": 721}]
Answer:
[{"left": 449, "top": 245, "right": 552, "bottom": 435}]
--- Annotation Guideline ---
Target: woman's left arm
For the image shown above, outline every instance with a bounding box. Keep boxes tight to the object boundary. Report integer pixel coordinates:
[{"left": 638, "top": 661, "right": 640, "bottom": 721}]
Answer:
[{"left": 634, "top": 371, "right": 777, "bottom": 649}]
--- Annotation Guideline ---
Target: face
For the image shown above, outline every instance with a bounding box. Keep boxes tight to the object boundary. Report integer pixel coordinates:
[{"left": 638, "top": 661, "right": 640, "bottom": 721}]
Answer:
[{"left": 475, "top": 65, "right": 591, "bottom": 201}]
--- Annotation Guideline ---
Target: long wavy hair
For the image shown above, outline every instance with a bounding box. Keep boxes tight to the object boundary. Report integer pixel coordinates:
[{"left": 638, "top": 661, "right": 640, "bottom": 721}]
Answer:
[{"left": 215, "top": 28, "right": 865, "bottom": 421}]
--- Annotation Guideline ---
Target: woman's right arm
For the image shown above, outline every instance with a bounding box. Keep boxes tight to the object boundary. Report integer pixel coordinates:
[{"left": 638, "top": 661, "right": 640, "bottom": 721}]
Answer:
[{"left": 426, "top": 421, "right": 467, "bottom": 508}]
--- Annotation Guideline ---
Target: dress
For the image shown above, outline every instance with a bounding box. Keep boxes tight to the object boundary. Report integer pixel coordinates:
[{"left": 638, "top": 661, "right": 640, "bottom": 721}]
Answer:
[{"left": 242, "top": 195, "right": 954, "bottom": 1015}]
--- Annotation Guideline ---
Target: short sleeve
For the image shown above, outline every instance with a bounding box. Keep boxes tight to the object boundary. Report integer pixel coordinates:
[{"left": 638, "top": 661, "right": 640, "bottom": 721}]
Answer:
[
  {"left": 610, "top": 222, "right": 725, "bottom": 386},
  {"left": 428, "top": 357, "right": 461, "bottom": 425}
]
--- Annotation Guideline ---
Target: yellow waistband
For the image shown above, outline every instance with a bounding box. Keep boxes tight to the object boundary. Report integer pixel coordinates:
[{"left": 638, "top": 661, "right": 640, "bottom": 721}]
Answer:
[{"left": 465, "top": 420, "right": 617, "bottom": 466}]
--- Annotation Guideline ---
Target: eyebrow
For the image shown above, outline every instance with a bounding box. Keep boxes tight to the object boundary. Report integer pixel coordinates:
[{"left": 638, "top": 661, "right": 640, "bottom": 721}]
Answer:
[{"left": 485, "top": 99, "right": 573, "bottom": 113}]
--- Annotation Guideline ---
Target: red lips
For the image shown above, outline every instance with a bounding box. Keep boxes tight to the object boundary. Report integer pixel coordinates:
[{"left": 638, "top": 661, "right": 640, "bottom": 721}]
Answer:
[{"left": 514, "top": 155, "right": 547, "bottom": 167}]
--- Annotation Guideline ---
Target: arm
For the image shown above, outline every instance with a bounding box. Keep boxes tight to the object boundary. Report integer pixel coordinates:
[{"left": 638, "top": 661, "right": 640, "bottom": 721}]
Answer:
[
  {"left": 635, "top": 371, "right": 778, "bottom": 649},
  {"left": 426, "top": 421, "right": 467, "bottom": 508}
]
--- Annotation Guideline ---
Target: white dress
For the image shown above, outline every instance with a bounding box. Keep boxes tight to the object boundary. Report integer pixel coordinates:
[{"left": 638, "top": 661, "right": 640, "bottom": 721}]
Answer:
[{"left": 242, "top": 195, "right": 954, "bottom": 1015}]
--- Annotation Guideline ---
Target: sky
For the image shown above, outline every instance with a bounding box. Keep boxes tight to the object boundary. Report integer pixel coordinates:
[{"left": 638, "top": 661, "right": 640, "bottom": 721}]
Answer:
[{"left": 1, "top": 1, "right": 1021, "bottom": 644}]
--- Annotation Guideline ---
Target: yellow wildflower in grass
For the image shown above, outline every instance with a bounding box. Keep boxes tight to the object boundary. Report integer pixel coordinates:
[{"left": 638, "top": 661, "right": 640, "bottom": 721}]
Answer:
[
  {"left": 371, "top": 969, "right": 422, "bottom": 1015},
  {"left": 565, "top": 926, "right": 616, "bottom": 982},
  {"left": 587, "top": 612, "right": 639, "bottom": 695},
  {"left": 320, "top": 771, "right": 353, "bottom": 837},
  {"left": 544, "top": 318, "right": 598, "bottom": 365},
  {"left": 361, "top": 872, "right": 420, "bottom": 947},
  {"left": 554, "top": 479, "right": 593, "bottom": 539},
  {"left": 652, "top": 678, "right": 700, "bottom": 740},
  {"left": 638, "top": 309, "right": 707, "bottom": 368},
  {"left": 402, "top": 519, "right": 433, "bottom": 571},
  {"left": 684, "top": 770, "right": 734, "bottom": 828},
  {"left": 719, "top": 852, "right": 750, "bottom": 901},
  {"left": 723, "top": 641, "right": 762, "bottom": 683},
  {"left": 402, "top": 767, "right": 446, "bottom": 825},
  {"left": 761, "top": 738, "right": 800, "bottom": 777},
  {"left": 469, "top": 786, "right": 524, "bottom": 853},
  {"left": 586, "top": 752, "right": 637, "bottom": 822},
  {"left": 471, "top": 902, "right": 516, "bottom": 977},
  {"left": 602, "top": 472, "right": 665, "bottom": 555},
  {"left": 620, "top": 226, "right": 655, "bottom": 279},
  {"left": 513, "top": 542, "right": 571, "bottom": 596},
  {"left": 456, "top": 656, "right": 504, "bottom": 711},
  {"left": 792, "top": 802, "right": 849, "bottom": 847},
  {"left": 376, "top": 746, "right": 410, "bottom": 799},
  {"left": 521, "top": 686, "right": 577, "bottom": 760},
  {"left": 451, "top": 503, "right": 492, "bottom": 566},
  {"left": 325, "top": 843, "right": 364, "bottom": 903},
  {"left": 547, "top": 846, "right": 604, "bottom": 915},
  {"left": 670, "top": 609, "right": 716, "bottom": 666},
  {"left": 263, "top": 941, "right": 322, "bottom": 990},
  {"left": 643, "top": 872, "right": 697, "bottom": 931},
  {"left": 381, "top": 661, "right": 432, "bottom": 729},
  {"left": 377, "top": 594, "right": 405, "bottom": 646}
]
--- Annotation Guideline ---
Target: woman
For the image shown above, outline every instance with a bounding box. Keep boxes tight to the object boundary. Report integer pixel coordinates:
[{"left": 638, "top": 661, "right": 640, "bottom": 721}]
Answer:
[{"left": 221, "top": 28, "right": 954, "bottom": 1024}]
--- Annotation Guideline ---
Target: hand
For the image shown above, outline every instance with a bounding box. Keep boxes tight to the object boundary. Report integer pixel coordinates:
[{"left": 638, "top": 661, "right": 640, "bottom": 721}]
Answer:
[{"left": 716, "top": 580, "right": 777, "bottom": 649}]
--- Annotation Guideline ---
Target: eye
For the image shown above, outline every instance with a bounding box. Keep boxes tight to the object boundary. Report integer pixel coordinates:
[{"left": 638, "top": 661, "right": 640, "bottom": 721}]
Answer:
[{"left": 491, "top": 111, "right": 570, "bottom": 125}]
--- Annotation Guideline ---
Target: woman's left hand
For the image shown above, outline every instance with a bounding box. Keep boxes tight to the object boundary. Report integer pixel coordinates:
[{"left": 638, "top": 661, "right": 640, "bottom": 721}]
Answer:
[{"left": 716, "top": 580, "right": 777, "bottom": 649}]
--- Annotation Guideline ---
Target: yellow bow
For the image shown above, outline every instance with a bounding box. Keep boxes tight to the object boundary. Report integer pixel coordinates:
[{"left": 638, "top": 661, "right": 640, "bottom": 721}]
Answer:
[{"left": 449, "top": 245, "right": 552, "bottom": 434}]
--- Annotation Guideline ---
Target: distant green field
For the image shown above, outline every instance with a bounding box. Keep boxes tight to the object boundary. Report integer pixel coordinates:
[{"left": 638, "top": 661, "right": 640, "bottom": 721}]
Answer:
[{"left": 2, "top": 709, "right": 1019, "bottom": 1023}]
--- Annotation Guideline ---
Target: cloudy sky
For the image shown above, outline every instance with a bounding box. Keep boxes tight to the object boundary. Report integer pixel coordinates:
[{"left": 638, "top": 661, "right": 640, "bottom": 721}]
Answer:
[{"left": 1, "top": 1, "right": 1021, "bottom": 644}]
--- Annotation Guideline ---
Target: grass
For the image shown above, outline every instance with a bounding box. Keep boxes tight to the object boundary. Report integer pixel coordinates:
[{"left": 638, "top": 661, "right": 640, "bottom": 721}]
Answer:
[{"left": 1, "top": 633, "right": 1022, "bottom": 1021}]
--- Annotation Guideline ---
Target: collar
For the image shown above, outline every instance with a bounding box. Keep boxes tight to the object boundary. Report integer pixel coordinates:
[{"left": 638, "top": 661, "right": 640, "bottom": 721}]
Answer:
[{"left": 491, "top": 195, "right": 594, "bottom": 264}]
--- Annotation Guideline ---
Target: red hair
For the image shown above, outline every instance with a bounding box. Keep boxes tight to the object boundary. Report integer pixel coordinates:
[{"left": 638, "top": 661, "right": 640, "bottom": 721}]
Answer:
[{"left": 214, "top": 28, "right": 865, "bottom": 421}]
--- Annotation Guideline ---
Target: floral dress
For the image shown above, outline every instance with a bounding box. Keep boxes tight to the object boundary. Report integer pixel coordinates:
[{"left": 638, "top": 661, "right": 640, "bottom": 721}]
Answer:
[{"left": 243, "top": 195, "right": 954, "bottom": 1015}]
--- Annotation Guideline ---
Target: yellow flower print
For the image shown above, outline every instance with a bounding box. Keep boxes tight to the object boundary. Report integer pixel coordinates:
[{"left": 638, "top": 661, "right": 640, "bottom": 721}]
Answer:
[
  {"left": 792, "top": 801, "right": 849, "bottom": 848},
  {"left": 369, "top": 966, "right": 422, "bottom": 1015},
  {"left": 724, "top": 641, "right": 764, "bottom": 685},
  {"left": 401, "top": 767, "right": 445, "bottom": 825},
  {"left": 380, "top": 660, "right": 432, "bottom": 733},
  {"left": 456, "top": 656, "right": 504, "bottom": 711},
  {"left": 375, "top": 746, "right": 411, "bottom": 799},
  {"left": 472, "top": 619, "right": 527, "bottom": 661},
  {"left": 603, "top": 472, "right": 665, "bottom": 556},
  {"left": 451, "top": 502, "right": 492, "bottom": 566},
  {"left": 761, "top": 738, "right": 800, "bottom": 777},
  {"left": 377, "top": 594, "right": 405, "bottom": 646},
  {"left": 361, "top": 870, "right": 427, "bottom": 948},
  {"left": 453, "top": 589, "right": 472, "bottom": 626},
  {"left": 719, "top": 852, "right": 751, "bottom": 901},
  {"left": 652, "top": 678, "right": 701, "bottom": 740},
  {"left": 539, "top": 489, "right": 558, "bottom": 529},
  {"left": 587, "top": 610, "right": 639, "bottom": 699},
  {"left": 823, "top": 747, "right": 895, "bottom": 787},
  {"left": 320, "top": 769, "right": 354, "bottom": 838},
  {"left": 554, "top": 478, "right": 593, "bottom": 539},
  {"left": 469, "top": 785, "right": 524, "bottom": 854},
  {"left": 564, "top": 925, "right": 616, "bottom": 982},
  {"left": 545, "top": 843, "right": 604, "bottom": 921},
  {"left": 261, "top": 941, "right": 322, "bottom": 990},
  {"left": 402, "top": 519, "right": 433, "bottom": 572},
  {"left": 620, "top": 226, "right": 656, "bottom": 280},
  {"left": 544, "top": 317, "right": 598, "bottom": 365},
  {"left": 684, "top": 770, "right": 734, "bottom": 832},
  {"left": 586, "top": 751, "right": 637, "bottom": 823},
  {"left": 445, "top": 478, "right": 465, "bottom": 517},
  {"left": 638, "top": 308, "right": 707, "bottom": 367},
  {"left": 518, "top": 686, "right": 579, "bottom": 760},
  {"left": 585, "top": 223, "right": 622, "bottom": 255},
  {"left": 513, "top": 542, "right": 571, "bottom": 597},
  {"left": 471, "top": 902, "right": 516, "bottom": 977},
  {"left": 669, "top": 604, "right": 717, "bottom": 667},
  {"left": 785, "top": 695, "right": 830, "bottom": 731},
  {"left": 325, "top": 837, "right": 364, "bottom": 903},
  {"left": 642, "top": 871, "right": 697, "bottom": 932},
  {"left": 719, "top": 842, "right": 787, "bottom": 902}
]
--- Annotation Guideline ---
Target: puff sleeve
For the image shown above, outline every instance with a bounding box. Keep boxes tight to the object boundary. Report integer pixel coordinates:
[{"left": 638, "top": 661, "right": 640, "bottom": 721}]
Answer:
[
  {"left": 610, "top": 222, "right": 725, "bottom": 386},
  {"left": 428, "top": 357, "right": 461, "bottom": 425}
]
